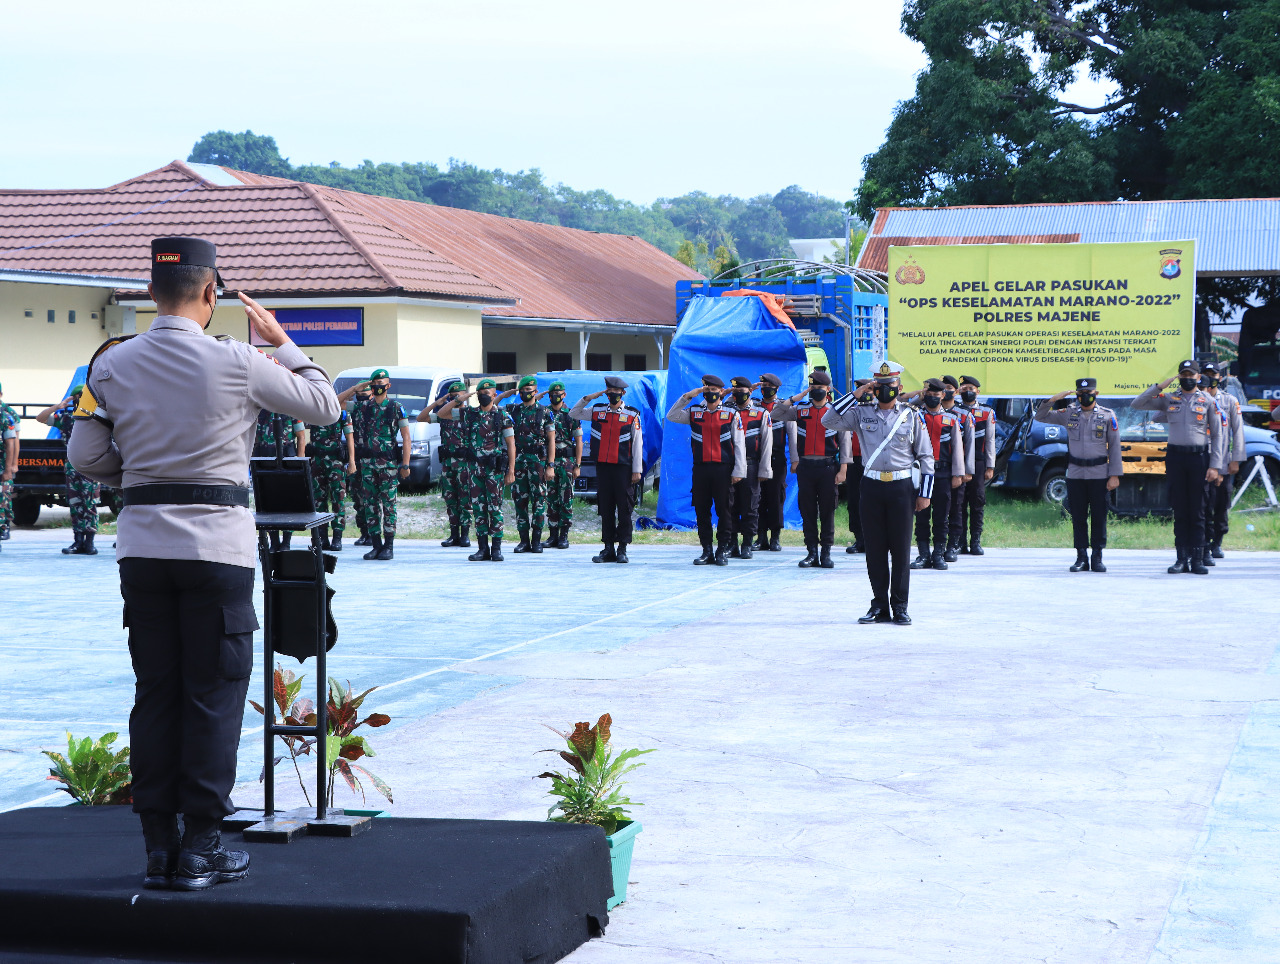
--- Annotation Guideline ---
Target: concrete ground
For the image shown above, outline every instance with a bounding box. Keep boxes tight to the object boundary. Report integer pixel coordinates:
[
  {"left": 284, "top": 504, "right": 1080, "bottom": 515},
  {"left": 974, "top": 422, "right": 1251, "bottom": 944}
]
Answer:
[{"left": 1, "top": 526, "right": 1278, "bottom": 963}]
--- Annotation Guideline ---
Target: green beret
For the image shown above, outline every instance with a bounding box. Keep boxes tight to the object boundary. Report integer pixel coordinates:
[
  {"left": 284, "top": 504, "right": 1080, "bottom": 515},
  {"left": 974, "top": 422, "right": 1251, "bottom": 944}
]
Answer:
[
  {"left": 370, "top": 368, "right": 390, "bottom": 381},
  {"left": 449, "top": 380, "right": 465, "bottom": 392},
  {"left": 477, "top": 378, "right": 497, "bottom": 390},
  {"left": 70, "top": 384, "right": 85, "bottom": 396},
  {"left": 518, "top": 375, "right": 538, "bottom": 390},
  {"left": 549, "top": 381, "right": 566, "bottom": 392}
]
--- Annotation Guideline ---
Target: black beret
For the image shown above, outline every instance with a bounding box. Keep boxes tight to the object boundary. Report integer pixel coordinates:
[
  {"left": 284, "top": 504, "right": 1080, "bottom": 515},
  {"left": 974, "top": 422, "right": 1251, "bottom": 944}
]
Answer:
[
  {"left": 1178, "top": 359, "right": 1199, "bottom": 374},
  {"left": 924, "top": 378, "right": 945, "bottom": 392},
  {"left": 808, "top": 371, "right": 832, "bottom": 387},
  {"left": 730, "top": 376, "right": 752, "bottom": 389},
  {"left": 960, "top": 375, "right": 981, "bottom": 388},
  {"left": 760, "top": 373, "right": 782, "bottom": 388},
  {"left": 604, "top": 376, "right": 629, "bottom": 390},
  {"left": 151, "top": 236, "right": 225, "bottom": 288},
  {"left": 942, "top": 375, "right": 959, "bottom": 389},
  {"left": 1075, "top": 377, "right": 1097, "bottom": 391},
  {"left": 702, "top": 374, "right": 725, "bottom": 388}
]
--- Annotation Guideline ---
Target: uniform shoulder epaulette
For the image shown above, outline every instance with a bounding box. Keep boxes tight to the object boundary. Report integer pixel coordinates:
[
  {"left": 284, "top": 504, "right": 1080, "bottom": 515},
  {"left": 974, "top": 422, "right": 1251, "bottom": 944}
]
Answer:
[
  {"left": 74, "top": 334, "right": 137, "bottom": 423},
  {"left": 214, "top": 333, "right": 233, "bottom": 341}
]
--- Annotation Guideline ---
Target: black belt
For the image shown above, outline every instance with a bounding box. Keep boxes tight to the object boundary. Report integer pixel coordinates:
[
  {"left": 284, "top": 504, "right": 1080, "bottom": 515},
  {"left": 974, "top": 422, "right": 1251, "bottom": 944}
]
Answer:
[
  {"left": 799, "top": 456, "right": 838, "bottom": 466},
  {"left": 1069, "top": 455, "right": 1109, "bottom": 467},
  {"left": 1167, "top": 444, "right": 1208, "bottom": 454},
  {"left": 122, "top": 484, "right": 250, "bottom": 507}
]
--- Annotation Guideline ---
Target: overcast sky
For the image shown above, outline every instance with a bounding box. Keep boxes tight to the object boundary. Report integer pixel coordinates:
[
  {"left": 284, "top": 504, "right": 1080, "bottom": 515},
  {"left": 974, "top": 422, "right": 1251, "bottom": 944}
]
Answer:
[{"left": 2, "top": 0, "right": 1106, "bottom": 205}]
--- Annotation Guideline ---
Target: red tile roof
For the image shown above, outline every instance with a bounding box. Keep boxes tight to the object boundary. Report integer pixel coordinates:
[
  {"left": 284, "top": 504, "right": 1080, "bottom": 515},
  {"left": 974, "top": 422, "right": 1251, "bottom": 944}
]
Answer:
[{"left": 0, "top": 161, "right": 701, "bottom": 325}]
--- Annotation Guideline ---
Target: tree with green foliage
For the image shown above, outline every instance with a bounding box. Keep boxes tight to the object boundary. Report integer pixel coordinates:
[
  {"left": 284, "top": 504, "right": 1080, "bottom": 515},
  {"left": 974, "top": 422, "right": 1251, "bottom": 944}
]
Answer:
[{"left": 188, "top": 130, "right": 292, "bottom": 177}]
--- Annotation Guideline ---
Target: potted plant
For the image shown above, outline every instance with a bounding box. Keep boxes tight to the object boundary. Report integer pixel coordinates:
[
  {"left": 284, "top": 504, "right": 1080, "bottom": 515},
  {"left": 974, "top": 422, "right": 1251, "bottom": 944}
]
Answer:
[
  {"left": 537, "top": 713, "right": 653, "bottom": 909},
  {"left": 42, "top": 731, "right": 132, "bottom": 805}
]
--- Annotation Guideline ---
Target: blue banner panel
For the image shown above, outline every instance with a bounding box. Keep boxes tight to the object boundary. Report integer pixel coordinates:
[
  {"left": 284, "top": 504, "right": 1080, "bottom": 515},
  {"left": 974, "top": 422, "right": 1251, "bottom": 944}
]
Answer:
[{"left": 251, "top": 307, "right": 364, "bottom": 346}]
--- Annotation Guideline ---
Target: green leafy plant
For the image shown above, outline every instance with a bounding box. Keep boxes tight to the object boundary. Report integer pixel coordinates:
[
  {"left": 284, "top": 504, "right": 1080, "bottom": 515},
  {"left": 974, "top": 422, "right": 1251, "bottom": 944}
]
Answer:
[
  {"left": 250, "top": 664, "right": 393, "bottom": 808},
  {"left": 536, "top": 713, "right": 653, "bottom": 834},
  {"left": 43, "top": 731, "right": 132, "bottom": 805}
]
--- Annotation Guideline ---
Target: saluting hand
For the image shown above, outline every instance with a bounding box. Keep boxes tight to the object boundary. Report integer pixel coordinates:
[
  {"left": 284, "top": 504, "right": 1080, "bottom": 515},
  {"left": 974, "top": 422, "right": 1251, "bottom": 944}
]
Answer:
[
  {"left": 497, "top": 388, "right": 518, "bottom": 401},
  {"left": 239, "top": 292, "right": 288, "bottom": 348}
]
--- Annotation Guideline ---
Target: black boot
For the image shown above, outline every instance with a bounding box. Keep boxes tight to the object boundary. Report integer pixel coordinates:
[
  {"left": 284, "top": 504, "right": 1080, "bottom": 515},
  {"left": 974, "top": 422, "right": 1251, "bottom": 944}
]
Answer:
[
  {"left": 798, "top": 545, "right": 818, "bottom": 568},
  {"left": 819, "top": 546, "right": 834, "bottom": 569},
  {"left": 540, "top": 526, "right": 558, "bottom": 549},
  {"left": 376, "top": 532, "right": 395, "bottom": 560},
  {"left": 1090, "top": 549, "right": 1106, "bottom": 573},
  {"left": 490, "top": 537, "right": 504, "bottom": 561},
  {"left": 943, "top": 541, "right": 959, "bottom": 563},
  {"left": 692, "top": 544, "right": 713, "bottom": 566},
  {"left": 319, "top": 527, "right": 332, "bottom": 551},
  {"left": 728, "top": 539, "right": 742, "bottom": 559},
  {"left": 713, "top": 545, "right": 729, "bottom": 566},
  {"left": 753, "top": 533, "right": 768, "bottom": 552},
  {"left": 71, "top": 531, "right": 98, "bottom": 555},
  {"left": 140, "top": 811, "right": 180, "bottom": 890},
  {"left": 62, "top": 532, "right": 82, "bottom": 554},
  {"left": 354, "top": 528, "right": 372, "bottom": 547},
  {"left": 931, "top": 547, "right": 947, "bottom": 570},
  {"left": 514, "top": 527, "right": 532, "bottom": 553},
  {"left": 615, "top": 544, "right": 629, "bottom": 563},
  {"left": 969, "top": 538, "right": 984, "bottom": 556},
  {"left": 530, "top": 527, "right": 544, "bottom": 553},
  {"left": 740, "top": 538, "right": 754, "bottom": 560},
  {"left": 1070, "top": 550, "right": 1089, "bottom": 572},
  {"left": 556, "top": 526, "right": 570, "bottom": 549},
  {"left": 593, "top": 543, "right": 617, "bottom": 563},
  {"left": 171, "top": 817, "right": 250, "bottom": 891},
  {"left": 0, "top": 526, "right": 9, "bottom": 540},
  {"left": 441, "top": 524, "right": 462, "bottom": 548},
  {"left": 363, "top": 534, "right": 383, "bottom": 560},
  {"left": 330, "top": 528, "right": 343, "bottom": 552},
  {"left": 1167, "top": 547, "right": 1189, "bottom": 574},
  {"left": 468, "top": 536, "right": 491, "bottom": 561},
  {"left": 1189, "top": 546, "right": 1208, "bottom": 575},
  {"left": 909, "top": 547, "right": 932, "bottom": 570},
  {"left": 1210, "top": 542, "right": 1225, "bottom": 559},
  {"left": 1201, "top": 544, "right": 1215, "bottom": 567},
  {"left": 846, "top": 542, "right": 859, "bottom": 554},
  {"left": 457, "top": 524, "right": 471, "bottom": 548},
  {"left": 768, "top": 532, "right": 781, "bottom": 552}
]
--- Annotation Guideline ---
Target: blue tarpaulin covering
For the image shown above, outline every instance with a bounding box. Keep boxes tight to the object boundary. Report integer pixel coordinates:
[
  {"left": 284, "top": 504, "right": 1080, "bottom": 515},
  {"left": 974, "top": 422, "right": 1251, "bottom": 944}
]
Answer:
[
  {"left": 532, "top": 370, "right": 666, "bottom": 474},
  {"left": 656, "top": 296, "right": 809, "bottom": 530}
]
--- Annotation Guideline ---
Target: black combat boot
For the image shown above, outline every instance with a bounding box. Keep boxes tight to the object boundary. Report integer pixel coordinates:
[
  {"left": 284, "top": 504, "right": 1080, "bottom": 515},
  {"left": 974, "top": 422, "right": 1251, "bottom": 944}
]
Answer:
[
  {"left": 362, "top": 534, "right": 383, "bottom": 560},
  {"left": 615, "top": 544, "right": 629, "bottom": 563},
  {"left": 845, "top": 542, "right": 859, "bottom": 554},
  {"left": 540, "top": 526, "right": 558, "bottom": 549},
  {"left": 1210, "top": 542, "right": 1225, "bottom": 559},
  {"left": 171, "top": 817, "right": 250, "bottom": 891},
  {"left": 593, "top": 543, "right": 617, "bottom": 563},
  {"left": 768, "top": 531, "right": 781, "bottom": 552},
  {"left": 78, "top": 532, "right": 98, "bottom": 555},
  {"left": 62, "top": 532, "right": 82, "bottom": 554},
  {"left": 376, "top": 532, "right": 394, "bottom": 560},
  {"left": 457, "top": 525, "right": 471, "bottom": 548},
  {"left": 1201, "top": 544, "right": 1215, "bottom": 567},
  {"left": 140, "top": 811, "right": 180, "bottom": 890},
  {"left": 969, "top": 538, "right": 984, "bottom": 556},
  {"left": 1189, "top": 546, "right": 1208, "bottom": 575},
  {"left": 753, "top": 533, "right": 768, "bottom": 552},
  {"left": 1090, "top": 549, "right": 1106, "bottom": 572},
  {"left": 728, "top": 539, "right": 742, "bottom": 559},
  {"left": 1167, "top": 546, "right": 1189, "bottom": 574},
  {"left": 490, "top": 537, "right": 505, "bottom": 561},
  {"left": 354, "top": 528, "right": 372, "bottom": 547},
  {"left": 797, "top": 545, "right": 818, "bottom": 568},
  {"left": 931, "top": 547, "right": 947, "bottom": 570},
  {"left": 909, "top": 546, "right": 932, "bottom": 570},
  {"left": 0, "top": 525, "right": 9, "bottom": 540},
  {"left": 530, "top": 528, "right": 544, "bottom": 553},
  {"left": 514, "top": 527, "right": 532, "bottom": 553},
  {"left": 441, "top": 524, "right": 461, "bottom": 547},
  {"left": 319, "top": 527, "right": 332, "bottom": 551},
  {"left": 556, "top": 526, "right": 570, "bottom": 549},
  {"left": 692, "top": 544, "right": 713, "bottom": 565},
  {"left": 943, "top": 541, "right": 959, "bottom": 563},
  {"left": 819, "top": 546, "right": 834, "bottom": 569},
  {"left": 330, "top": 527, "right": 343, "bottom": 552},
  {"left": 713, "top": 544, "right": 729, "bottom": 566},
  {"left": 1070, "top": 550, "right": 1089, "bottom": 572},
  {"left": 740, "top": 538, "right": 754, "bottom": 560},
  {"left": 468, "top": 536, "right": 491, "bottom": 561}
]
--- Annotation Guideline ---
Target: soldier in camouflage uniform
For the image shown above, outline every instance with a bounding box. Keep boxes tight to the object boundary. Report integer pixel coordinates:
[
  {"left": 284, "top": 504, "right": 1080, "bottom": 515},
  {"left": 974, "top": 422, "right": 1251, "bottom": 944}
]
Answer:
[
  {"left": 339, "top": 369, "right": 411, "bottom": 561},
  {"left": 418, "top": 380, "right": 472, "bottom": 548},
  {"left": 306, "top": 406, "right": 355, "bottom": 551},
  {"left": 37, "top": 388, "right": 101, "bottom": 555},
  {"left": 0, "top": 382, "right": 18, "bottom": 541},
  {"left": 348, "top": 384, "right": 373, "bottom": 545},
  {"left": 541, "top": 380, "right": 582, "bottom": 549},
  {"left": 436, "top": 378, "right": 515, "bottom": 561},
  {"left": 504, "top": 375, "right": 556, "bottom": 554},
  {"left": 252, "top": 409, "right": 305, "bottom": 458}
]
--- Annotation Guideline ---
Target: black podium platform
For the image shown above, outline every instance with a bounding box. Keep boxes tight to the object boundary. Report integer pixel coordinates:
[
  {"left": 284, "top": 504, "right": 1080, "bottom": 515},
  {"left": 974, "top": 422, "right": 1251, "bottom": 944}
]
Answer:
[{"left": 0, "top": 806, "right": 612, "bottom": 964}]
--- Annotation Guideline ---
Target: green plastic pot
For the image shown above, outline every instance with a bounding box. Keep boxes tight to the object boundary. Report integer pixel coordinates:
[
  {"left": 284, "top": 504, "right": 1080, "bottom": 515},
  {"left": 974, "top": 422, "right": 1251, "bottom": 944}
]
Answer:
[{"left": 606, "top": 820, "right": 642, "bottom": 910}]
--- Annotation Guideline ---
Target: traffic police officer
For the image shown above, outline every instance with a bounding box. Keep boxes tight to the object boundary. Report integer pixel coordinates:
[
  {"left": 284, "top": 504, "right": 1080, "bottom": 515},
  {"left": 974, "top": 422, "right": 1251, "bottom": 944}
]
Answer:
[
  {"left": 844, "top": 378, "right": 871, "bottom": 555},
  {"left": 754, "top": 372, "right": 787, "bottom": 552},
  {"left": 940, "top": 376, "right": 975, "bottom": 561},
  {"left": 542, "top": 380, "right": 583, "bottom": 549},
  {"left": 667, "top": 375, "right": 746, "bottom": 566},
  {"left": 825, "top": 362, "right": 934, "bottom": 624},
  {"left": 953, "top": 375, "right": 995, "bottom": 555},
  {"left": 570, "top": 377, "right": 644, "bottom": 564},
  {"left": 37, "top": 388, "right": 102, "bottom": 555},
  {"left": 1035, "top": 379, "right": 1123, "bottom": 572},
  {"left": 770, "top": 371, "right": 851, "bottom": 569},
  {"left": 726, "top": 376, "right": 772, "bottom": 559},
  {"left": 420, "top": 380, "right": 472, "bottom": 549},
  {"left": 909, "top": 379, "right": 966, "bottom": 571},
  {"left": 505, "top": 376, "right": 556, "bottom": 554},
  {"left": 1132, "top": 359, "right": 1226, "bottom": 574},
  {"left": 68, "top": 237, "right": 339, "bottom": 890},
  {"left": 0, "top": 383, "right": 18, "bottom": 541},
  {"left": 1200, "top": 362, "right": 1245, "bottom": 560}
]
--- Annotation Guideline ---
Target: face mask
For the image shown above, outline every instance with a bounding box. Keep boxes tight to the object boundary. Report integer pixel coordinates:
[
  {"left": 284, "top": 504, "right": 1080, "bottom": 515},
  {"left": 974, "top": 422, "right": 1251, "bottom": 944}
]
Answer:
[
  {"left": 943, "top": 389, "right": 956, "bottom": 401},
  {"left": 606, "top": 392, "right": 623, "bottom": 405},
  {"left": 809, "top": 388, "right": 827, "bottom": 403},
  {"left": 520, "top": 390, "right": 536, "bottom": 402},
  {"left": 702, "top": 390, "right": 721, "bottom": 404},
  {"left": 549, "top": 392, "right": 565, "bottom": 404},
  {"left": 1078, "top": 392, "right": 1097, "bottom": 407},
  {"left": 1179, "top": 377, "right": 1198, "bottom": 392},
  {"left": 732, "top": 390, "right": 750, "bottom": 403},
  {"left": 876, "top": 384, "right": 899, "bottom": 404},
  {"left": 372, "top": 384, "right": 388, "bottom": 396},
  {"left": 356, "top": 392, "right": 371, "bottom": 402},
  {"left": 923, "top": 394, "right": 941, "bottom": 409},
  {"left": 1206, "top": 377, "right": 1220, "bottom": 389},
  {"left": 760, "top": 386, "right": 777, "bottom": 399},
  {"left": 960, "top": 390, "right": 977, "bottom": 405},
  {"left": 477, "top": 392, "right": 493, "bottom": 406}
]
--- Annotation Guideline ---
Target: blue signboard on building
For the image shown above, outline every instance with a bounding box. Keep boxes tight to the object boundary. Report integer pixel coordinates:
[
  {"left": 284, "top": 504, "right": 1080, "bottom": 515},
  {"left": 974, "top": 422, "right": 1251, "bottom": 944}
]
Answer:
[{"left": 249, "top": 307, "right": 364, "bottom": 346}]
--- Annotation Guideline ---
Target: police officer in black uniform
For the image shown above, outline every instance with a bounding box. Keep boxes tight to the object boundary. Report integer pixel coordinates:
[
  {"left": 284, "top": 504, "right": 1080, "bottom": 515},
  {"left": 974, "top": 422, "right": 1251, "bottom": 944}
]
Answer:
[{"left": 754, "top": 373, "right": 788, "bottom": 552}]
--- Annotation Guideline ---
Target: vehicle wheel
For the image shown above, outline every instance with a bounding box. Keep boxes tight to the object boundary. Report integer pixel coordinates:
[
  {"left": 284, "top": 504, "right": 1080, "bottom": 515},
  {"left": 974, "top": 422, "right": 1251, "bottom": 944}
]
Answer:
[
  {"left": 13, "top": 497, "right": 40, "bottom": 527},
  {"left": 1038, "top": 466, "right": 1068, "bottom": 507}
]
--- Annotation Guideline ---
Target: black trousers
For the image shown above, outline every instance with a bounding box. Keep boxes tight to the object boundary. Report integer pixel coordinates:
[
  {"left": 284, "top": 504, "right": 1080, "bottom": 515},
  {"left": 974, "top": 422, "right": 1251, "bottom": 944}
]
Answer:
[
  {"left": 596, "top": 462, "right": 635, "bottom": 545},
  {"left": 914, "top": 468, "right": 953, "bottom": 551},
  {"left": 729, "top": 461, "right": 762, "bottom": 541},
  {"left": 692, "top": 461, "right": 734, "bottom": 548},
  {"left": 845, "top": 456, "right": 863, "bottom": 540},
  {"left": 758, "top": 450, "right": 787, "bottom": 533},
  {"left": 861, "top": 477, "right": 916, "bottom": 611},
  {"left": 1167, "top": 449, "right": 1209, "bottom": 551},
  {"left": 797, "top": 458, "right": 838, "bottom": 548},
  {"left": 1204, "top": 475, "right": 1231, "bottom": 544},
  {"left": 954, "top": 467, "right": 987, "bottom": 543},
  {"left": 119, "top": 558, "right": 258, "bottom": 819},
  {"left": 1066, "top": 477, "right": 1109, "bottom": 550}
]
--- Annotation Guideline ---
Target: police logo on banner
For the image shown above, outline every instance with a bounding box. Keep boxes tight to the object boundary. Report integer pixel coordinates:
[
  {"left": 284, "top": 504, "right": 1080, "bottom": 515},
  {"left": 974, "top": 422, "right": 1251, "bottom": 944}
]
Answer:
[{"left": 1159, "top": 248, "right": 1182, "bottom": 280}]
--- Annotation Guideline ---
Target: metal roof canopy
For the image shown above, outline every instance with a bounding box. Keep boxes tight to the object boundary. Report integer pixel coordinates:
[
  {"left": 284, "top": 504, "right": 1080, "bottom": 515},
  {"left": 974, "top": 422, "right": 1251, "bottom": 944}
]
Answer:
[
  {"left": 0, "top": 268, "right": 150, "bottom": 290},
  {"left": 857, "top": 198, "right": 1280, "bottom": 277}
]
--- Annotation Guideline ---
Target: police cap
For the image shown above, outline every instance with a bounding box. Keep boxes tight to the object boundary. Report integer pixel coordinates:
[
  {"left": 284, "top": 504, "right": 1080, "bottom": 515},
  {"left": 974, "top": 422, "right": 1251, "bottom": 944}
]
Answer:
[
  {"left": 923, "top": 378, "right": 945, "bottom": 392},
  {"left": 730, "top": 376, "right": 752, "bottom": 389},
  {"left": 150, "top": 237, "right": 225, "bottom": 289},
  {"left": 960, "top": 375, "right": 981, "bottom": 388},
  {"left": 702, "top": 374, "right": 725, "bottom": 388},
  {"left": 942, "top": 375, "right": 959, "bottom": 390},
  {"left": 1201, "top": 360, "right": 1219, "bottom": 375},
  {"left": 1178, "top": 358, "right": 1199, "bottom": 374},
  {"left": 1075, "top": 377, "right": 1097, "bottom": 391},
  {"left": 760, "top": 373, "right": 782, "bottom": 388},
  {"left": 604, "top": 376, "right": 628, "bottom": 391},
  {"left": 872, "top": 361, "right": 902, "bottom": 383},
  {"left": 808, "top": 370, "right": 832, "bottom": 387}
]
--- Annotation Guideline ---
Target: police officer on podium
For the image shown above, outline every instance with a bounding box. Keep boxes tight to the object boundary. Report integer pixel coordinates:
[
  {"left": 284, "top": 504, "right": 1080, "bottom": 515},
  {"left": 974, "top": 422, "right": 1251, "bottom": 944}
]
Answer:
[
  {"left": 68, "top": 237, "right": 340, "bottom": 891},
  {"left": 824, "top": 362, "right": 934, "bottom": 624}
]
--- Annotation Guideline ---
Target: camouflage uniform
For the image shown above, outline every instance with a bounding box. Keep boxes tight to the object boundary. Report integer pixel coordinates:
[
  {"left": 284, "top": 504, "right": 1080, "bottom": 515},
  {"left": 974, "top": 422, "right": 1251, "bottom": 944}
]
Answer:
[
  {"left": 453, "top": 405, "right": 513, "bottom": 538},
  {"left": 353, "top": 396, "right": 408, "bottom": 539},
  {"left": 253, "top": 411, "right": 302, "bottom": 456},
  {"left": 505, "top": 400, "right": 553, "bottom": 534},
  {"left": 547, "top": 406, "right": 581, "bottom": 530},
  {"left": 51, "top": 406, "right": 100, "bottom": 534},
  {"left": 433, "top": 405, "right": 472, "bottom": 529},
  {"left": 348, "top": 398, "right": 368, "bottom": 536},
  {"left": 0, "top": 402, "right": 18, "bottom": 535},
  {"left": 307, "top": 410, "right": 353, "bottom": 533}
]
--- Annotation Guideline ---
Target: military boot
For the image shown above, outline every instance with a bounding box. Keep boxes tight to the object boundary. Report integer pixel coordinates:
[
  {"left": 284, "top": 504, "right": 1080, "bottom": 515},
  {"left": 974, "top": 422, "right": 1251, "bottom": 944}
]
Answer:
[
  {"left": 819, "top": 546, "right": 834, "bottom": 569},
  {"left": 931, "top": 547, "right": 948, "bottom": 570},
  {"left": 354, "top": 528, "right": 372, "bottom": 547},
  {"left": 593, "top": 543, "right": 617, "bottom": 563},
  {"left": 0, "top": 526, "right": 10, "bottom": 540},
  {"left": 1167, "top": 546, "right": 1189, "bottom": 574},
  {"left": 457, "top": 525, "right": 471, "bottom": 548},
  {"left": 740, "top": 538, "right": 754, "bottom": 560},
  {"left": 76, "top": 532, "right": 98, "bottom": 555},
  {"left": 768, "top": 531, "right": 782, "bottom": 552},
  {"left": 615, "top": 544, "right": 629, "bottom": 563},
  {"left": 969, "top": 538, "right": 984, "bottom": 556},
  {"left": 1070, "top": 550, "right": 1090, "bottom": 572},
  {"left": 1210, "top": 542, "right": 1225, "bottom": 559},
  {"left": 490, "top": 537, "right": 505, "bottom": 561},
  {"left": 330, "top": 527, "right": 343, "bottom": 552},
  {"left": 530, "top": 527, "right": 544, "bottom": 553},
  {"left": 753, "top": 533, "right": 768, "bottom": 552},
  {"left": 540, "top": 526, "right": 558, "bottom": 549},
  {"left": 909, "top": 546, "right": 932, "bottom": 570},
  {"left": 1090, "top": 549, "right": 1106, "bottom": 572},
  {"left": 513, "top": 527, "right": 532, "bottom": 553},
  {"left": 713, "top": 544, "right": 729, "bottom": 566},
  {"left": 440, "top": 524, "right": 462, "bottom": 547},
  {"left": 728, "top": 540, "right": 742, "bottom": 559},
  {"left": 319, "top": 527, "right": 332, "bottom": 551},
  {"left": 1201, "top": 544, "right": 1215, "bottom": 567},
  {"left": 139, "top": 811, "right": 180, "bottom": 890},
  {"left": 363, "top": 534, "right": 384, "bottom": 560},
  {"left": 1189, "top": 546, "right": 1209, "bottom": 575},
  {"left": 376, "top": 532, "right": 395, "bottom": 560},
  {"left": 943, "top": 540, "right": 960, "bottom": 563},
  {"left": 692, "top": 544, "right": 713, "bottom": 565},
  {"left": 171, "top": 817, "right": 250, "bottom": 891},
  {"left": 468, "top": 536, "right": 491, "bottom": 561},
  {"left": 556, "top": 526, "right": 570, "bottom": 550},
  {"left": 61, "top": 532, "right": 82, "bottom": 554},
  {"left": 797, "top": 545, "right": 818, "bottom": 568}
]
